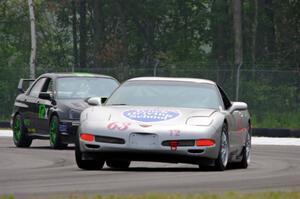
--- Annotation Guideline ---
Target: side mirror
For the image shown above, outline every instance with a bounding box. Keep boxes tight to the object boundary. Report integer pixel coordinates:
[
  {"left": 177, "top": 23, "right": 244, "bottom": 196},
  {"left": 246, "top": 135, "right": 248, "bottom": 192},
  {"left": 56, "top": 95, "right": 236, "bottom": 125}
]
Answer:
[
  {"left": 39, "top": 92, "right": 53, "bottom": 100},
  {"left": 85, "top": 97, "right": 100, "bottom": 106},
  {"left": 229, "top": 102, "right": 247, "bottom": 113},
  {"left": 86, "top": 97, "right": 108, "bottom": 106}
]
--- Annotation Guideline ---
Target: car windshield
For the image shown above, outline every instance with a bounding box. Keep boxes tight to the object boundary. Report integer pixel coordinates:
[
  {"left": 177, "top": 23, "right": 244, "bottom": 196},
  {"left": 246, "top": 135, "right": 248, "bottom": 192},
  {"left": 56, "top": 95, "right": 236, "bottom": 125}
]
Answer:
[
  {"left": 106, "top": 80, "right": 221, "bottom": 109},
  {"left": 56, "top": 77, "right": 119, "bottom": 99}
]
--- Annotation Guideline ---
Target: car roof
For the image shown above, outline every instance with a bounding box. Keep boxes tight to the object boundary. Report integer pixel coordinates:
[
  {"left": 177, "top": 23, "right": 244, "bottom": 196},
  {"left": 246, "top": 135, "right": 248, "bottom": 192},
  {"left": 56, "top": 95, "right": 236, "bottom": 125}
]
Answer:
[
  {"left": 127, "top": 77, "right": 216, "bottom": 85},
  {"left": 39, "top": 72, "right": 116, "bottom": 80}
]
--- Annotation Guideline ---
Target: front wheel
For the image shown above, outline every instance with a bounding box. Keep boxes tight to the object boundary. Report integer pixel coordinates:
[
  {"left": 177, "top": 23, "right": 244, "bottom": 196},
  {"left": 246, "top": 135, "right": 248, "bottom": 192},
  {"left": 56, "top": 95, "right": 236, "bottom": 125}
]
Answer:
[
  {"left": 49, "top": 115, "right": 68, "bottom": 149},
  {"left": 236, "top": 129, "right": 251, "bottom": 169},
  {"left": 75, "top": 134, "right": 104, "bottom": 170},
  {"left": 13, "top": 114, "right": 32, "bottom": 147},
  {"left": 214, "top": 123, "right": 229, "bottom": 171}
]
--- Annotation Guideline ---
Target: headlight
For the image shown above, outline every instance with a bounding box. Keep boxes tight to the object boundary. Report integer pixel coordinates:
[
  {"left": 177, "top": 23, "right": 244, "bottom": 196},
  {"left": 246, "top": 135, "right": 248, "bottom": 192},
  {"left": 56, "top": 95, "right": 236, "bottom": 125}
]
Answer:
[
  {"left": 80, "top": 111, "right": 88, "bottom": 122},
  {"left": 186, "top": 117, "right": 213, "bottom": 126},
  {"left": 80, "top": 108, "right": 109, "bottom": 122},
  {"left": 69, "top": 109, "right": 81, "bottom": 120}
]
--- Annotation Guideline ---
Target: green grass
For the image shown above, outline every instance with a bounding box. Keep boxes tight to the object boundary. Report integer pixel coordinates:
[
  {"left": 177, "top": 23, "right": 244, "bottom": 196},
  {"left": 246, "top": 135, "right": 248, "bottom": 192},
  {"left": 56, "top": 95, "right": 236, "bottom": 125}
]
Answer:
[
  {"left": 1, "top": 192, "right": 300, "bottom": 199},
  {"left": 252, "top": 111, "right": 300, "bottom": 129}
]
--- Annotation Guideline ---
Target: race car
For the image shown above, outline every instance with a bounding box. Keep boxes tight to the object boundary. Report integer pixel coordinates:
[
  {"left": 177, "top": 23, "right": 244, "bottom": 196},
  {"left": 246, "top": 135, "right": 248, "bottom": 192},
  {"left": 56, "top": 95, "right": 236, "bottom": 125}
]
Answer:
[
  {"left": 76, "top": 77, "right": 251, "bottom": 170},
  {"left": 11, "top": 73, "right": 119, "bottom": 149}
]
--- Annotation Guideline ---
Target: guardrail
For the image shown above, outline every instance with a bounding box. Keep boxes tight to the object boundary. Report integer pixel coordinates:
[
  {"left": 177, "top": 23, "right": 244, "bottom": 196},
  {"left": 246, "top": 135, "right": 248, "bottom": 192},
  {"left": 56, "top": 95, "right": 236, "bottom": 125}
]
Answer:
[
  {"left": 1, "top": 121, "right": 299, "bottom": 138},
  {"left": 0, "top": 121, "right": 10, "bottom": 128}
]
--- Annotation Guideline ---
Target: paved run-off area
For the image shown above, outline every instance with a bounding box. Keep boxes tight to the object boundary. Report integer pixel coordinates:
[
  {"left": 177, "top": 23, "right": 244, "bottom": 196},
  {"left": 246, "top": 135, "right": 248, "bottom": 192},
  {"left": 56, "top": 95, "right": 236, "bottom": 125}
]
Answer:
[{"left": 0, "top": 130, "right": 300, "bottom": 198}]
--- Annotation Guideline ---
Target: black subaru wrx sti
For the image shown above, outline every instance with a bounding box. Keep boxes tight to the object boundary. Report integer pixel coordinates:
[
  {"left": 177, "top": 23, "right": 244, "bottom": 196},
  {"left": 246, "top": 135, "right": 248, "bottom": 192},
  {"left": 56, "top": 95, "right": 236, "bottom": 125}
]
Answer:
[{"left": 11, "top": 73, "right": 119, "bottom": 149}]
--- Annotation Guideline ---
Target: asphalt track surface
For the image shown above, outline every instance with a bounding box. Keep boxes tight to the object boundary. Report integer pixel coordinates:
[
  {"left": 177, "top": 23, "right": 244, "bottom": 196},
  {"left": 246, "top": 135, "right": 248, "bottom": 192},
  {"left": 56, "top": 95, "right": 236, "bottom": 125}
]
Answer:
[{"left": 0, "top": 138, "right": 300, "bottom": 197}]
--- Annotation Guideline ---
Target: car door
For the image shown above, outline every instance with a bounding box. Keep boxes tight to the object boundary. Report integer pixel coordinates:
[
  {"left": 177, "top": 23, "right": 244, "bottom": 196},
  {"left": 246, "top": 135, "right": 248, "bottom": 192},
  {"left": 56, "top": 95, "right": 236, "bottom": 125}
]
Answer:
[
  {"left": 35, "top": 78, "right": 54, "bottom": 134},
  {"left": 26, "top": 77, "right": 48, "bottom": 135},
  {"left": 217, "top": 85, "right": 240, "bottom": 151}
]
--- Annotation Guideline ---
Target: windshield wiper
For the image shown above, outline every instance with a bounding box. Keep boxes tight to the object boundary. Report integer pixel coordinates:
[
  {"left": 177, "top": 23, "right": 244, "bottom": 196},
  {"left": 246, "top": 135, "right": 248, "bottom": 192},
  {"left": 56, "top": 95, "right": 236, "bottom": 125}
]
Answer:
[{"left": 108, "top": 103, "right": 129, "bottom": 106}]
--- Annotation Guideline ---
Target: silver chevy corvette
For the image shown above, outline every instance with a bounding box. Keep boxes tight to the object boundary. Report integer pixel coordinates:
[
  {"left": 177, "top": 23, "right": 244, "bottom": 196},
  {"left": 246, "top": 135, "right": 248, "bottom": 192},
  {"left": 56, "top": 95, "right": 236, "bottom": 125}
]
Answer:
[{"left": 75, "top": 77, "right": 251, "bottom": 171}]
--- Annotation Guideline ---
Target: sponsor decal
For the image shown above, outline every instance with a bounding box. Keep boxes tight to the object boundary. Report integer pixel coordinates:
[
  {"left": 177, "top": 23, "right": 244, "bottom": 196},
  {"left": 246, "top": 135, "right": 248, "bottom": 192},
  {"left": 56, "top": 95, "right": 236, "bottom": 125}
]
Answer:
[
  {"left": 170, "top": 130, "right": 180, "bottom": 137},
  {"left": 107, "top": 122, "right": 131, "bottom": 131},
  {"left": 123, "top": 109, "right": 180, "bottom": 122},
  {"left": 38, "top": 104, "right": 46, "bottom": 119},
  {"left": 38, "top": 104, "right": 48, "bottom": 119}
]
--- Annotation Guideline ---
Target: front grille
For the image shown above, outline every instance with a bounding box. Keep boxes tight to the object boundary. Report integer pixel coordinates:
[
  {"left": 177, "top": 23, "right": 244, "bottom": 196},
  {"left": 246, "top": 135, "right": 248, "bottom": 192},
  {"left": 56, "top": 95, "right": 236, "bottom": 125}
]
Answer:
[
  {"left": 162, "top": 140, "right": 195, "bottom": 147},
  {"left": 95, "top": 135, "right": 125, "bottom": 144}
]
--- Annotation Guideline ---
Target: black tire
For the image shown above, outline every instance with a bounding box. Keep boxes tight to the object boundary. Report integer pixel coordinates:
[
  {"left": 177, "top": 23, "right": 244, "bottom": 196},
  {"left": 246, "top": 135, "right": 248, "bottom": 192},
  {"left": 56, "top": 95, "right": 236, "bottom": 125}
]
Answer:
[
  {"left": 236, "top": 128, "right": 251, "bottom": 169},
  {"left": 75, "top": 133, "right": 104, "bottom": 170},
  {"left": 214, "top": 123, "right": 229, "bottom": 171},
  {"left": 49, "top": 115, "right": 68, "bottom": 149},
  {"left": 12, "top": 114, "right": 32, "bottom": 147},
  {"left": 106, "top": 160, "right": 131, "bottom": 169}
]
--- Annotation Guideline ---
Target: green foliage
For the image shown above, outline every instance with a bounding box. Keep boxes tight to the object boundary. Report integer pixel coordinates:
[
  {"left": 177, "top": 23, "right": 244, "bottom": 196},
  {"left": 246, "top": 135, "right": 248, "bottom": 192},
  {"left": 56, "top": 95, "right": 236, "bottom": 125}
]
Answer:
[
  {"left": 241, "top": 79, "right": 298, "bottom": 113},
  {"left": 238, "top": 70, "right": 300, "bottom": 128},
  {"left": 0, "top": 0, "right": 299, "bottom": 129},
  {"left": 0, "top": 0, "right": 298, "bottom": 68},
  {"left": 252, "top": 111, "right": 300, "bottom": 129}
]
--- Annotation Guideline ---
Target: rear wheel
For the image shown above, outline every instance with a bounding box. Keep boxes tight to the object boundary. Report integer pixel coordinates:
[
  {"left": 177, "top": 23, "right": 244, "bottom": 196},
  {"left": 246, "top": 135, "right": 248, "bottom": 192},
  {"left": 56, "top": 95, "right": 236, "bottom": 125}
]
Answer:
[
  {"left": 214, "top": 123, "right": 229, "bottom": 171},
  {"left": 75, "top": 133, "right": 104, "bottom": 170},
  {"left": 106, "top": 160, "right": 131, "bottom": 169},
  {"left": 236, "top": 129, "right": 251, "bottom": 169},
  {"left": 49, "top": 115, "right": 68, "bottom": 149},
  {"left": 13, "top": 114, "right": 32, "bottom": 147}
]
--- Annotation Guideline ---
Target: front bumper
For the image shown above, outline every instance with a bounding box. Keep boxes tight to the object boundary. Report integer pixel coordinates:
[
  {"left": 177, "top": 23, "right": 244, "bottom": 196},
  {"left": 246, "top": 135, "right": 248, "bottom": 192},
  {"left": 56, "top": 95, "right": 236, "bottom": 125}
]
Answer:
[
  {"left": 79, "top": 121, "right": 222, "bottom": 164},
  {"left": 59, "top": 120, "right": 80, "bottom": 143}
]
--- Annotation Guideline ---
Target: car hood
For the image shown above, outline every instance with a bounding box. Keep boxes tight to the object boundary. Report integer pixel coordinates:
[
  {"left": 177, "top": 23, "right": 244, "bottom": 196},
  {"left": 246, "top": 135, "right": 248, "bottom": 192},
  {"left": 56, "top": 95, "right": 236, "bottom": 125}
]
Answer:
[
  {"left": 58, "top": 99, "right": 89, "bottom": 111},
  {"left": 84, "top": 106, "right": 217, "bottom": 125}
]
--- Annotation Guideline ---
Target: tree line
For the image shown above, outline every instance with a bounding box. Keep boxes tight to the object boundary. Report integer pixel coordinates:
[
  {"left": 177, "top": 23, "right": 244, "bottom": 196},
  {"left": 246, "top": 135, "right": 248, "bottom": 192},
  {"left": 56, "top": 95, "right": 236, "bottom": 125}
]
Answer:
[{"left": 1, "top": 0, "right": 299, "bottom": 72}]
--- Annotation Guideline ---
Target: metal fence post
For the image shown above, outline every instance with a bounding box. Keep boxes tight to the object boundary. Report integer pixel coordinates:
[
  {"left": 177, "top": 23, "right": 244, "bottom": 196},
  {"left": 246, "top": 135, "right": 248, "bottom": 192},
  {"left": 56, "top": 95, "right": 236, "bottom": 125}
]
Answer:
[{"left": 153, "top": 59, "right": 160, "bottom": 76}]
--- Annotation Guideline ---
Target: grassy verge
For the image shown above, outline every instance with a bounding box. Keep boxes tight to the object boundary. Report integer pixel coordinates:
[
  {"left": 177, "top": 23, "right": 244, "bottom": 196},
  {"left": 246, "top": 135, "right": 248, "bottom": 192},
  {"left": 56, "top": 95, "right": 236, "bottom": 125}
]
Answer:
[
  {"left": 252, "top": 111, "right": 300, "bottom": 129},
  {"left": 1, "top": 192, "right": 300, "bottom": 199}
]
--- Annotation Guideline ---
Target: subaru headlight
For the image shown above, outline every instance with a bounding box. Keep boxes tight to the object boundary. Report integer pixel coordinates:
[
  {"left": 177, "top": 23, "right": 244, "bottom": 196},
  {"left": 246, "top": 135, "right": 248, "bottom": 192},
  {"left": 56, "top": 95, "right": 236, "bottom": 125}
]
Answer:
[
  {"left": 69, "top": 109, "right": 81, "bottom": 120},
  {"left": 186, "top": 117, "right": 213, "bottom": 126}
]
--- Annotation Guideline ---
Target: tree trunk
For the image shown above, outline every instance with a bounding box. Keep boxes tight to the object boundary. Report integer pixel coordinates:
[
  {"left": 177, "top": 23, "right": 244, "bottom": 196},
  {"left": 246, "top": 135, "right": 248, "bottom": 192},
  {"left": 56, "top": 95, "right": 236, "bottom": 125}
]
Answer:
[
  {"left": 79, "top": 0, "right": 87, "bottom": 68},
  {"left": 72, "top": 0, "right": 78, "bottom": 71},
  {"left": 93, "top": 0, "right": 104, "bottom": 68},
  {"left": 210, "top": 0, "right": 230, "bottom": 83},
  {"left": 116, "top": 1, "right": 128, "bottom": 67},
  {"left": 232, "top": 0, "right": 243, "bottom": 67},
  {"left": 264, "top": 0, "right": 276, "bottom": 58},
  {"left": 256, "top": 0, "right": 276, "bottom": 62},
  {"left": 144, "top": 19, "right": 155, "bottom": 67},
  {"left": 251, "top": 0, "right": 258, "bottom": 77},
  {"left": 232, "top": 0, "right": 243, "bottom": 100},
  {"left": 28, "top": 0, "right": 36, "bottom": 78}
]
